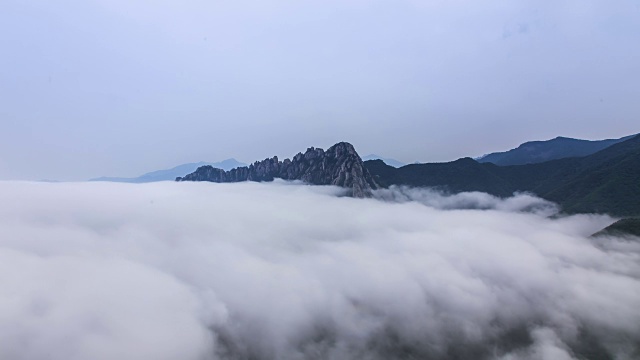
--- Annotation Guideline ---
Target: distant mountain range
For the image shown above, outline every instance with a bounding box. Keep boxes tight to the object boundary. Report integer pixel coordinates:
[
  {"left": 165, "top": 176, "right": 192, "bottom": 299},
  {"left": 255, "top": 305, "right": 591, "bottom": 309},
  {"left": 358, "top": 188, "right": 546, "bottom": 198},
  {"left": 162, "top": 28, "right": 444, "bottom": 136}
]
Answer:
[
  {"left": 476, "top": 134, "right": 634, "bottom": 166},
  {"left": 173, "top": 132, "right": 639, "bottom": 221},
  {"left": 366, "top": 133, "right": 640, "bottom": 217},
  {"left": 90, "top": 159, "right": 246, "bottom": 183},
  {"left": 361, "top": 154, "right": 405, "bottom": 168}
]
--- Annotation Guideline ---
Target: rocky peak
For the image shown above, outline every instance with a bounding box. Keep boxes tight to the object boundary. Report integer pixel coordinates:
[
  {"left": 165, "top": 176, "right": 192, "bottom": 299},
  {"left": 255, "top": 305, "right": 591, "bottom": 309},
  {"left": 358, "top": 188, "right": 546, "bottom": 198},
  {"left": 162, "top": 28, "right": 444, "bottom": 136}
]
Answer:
[
  {"left": 327, "top": 142, "right": 358, "bottom": 157},
  {"left": 176, "top": 142, "right": 378, "bottom": 197}
]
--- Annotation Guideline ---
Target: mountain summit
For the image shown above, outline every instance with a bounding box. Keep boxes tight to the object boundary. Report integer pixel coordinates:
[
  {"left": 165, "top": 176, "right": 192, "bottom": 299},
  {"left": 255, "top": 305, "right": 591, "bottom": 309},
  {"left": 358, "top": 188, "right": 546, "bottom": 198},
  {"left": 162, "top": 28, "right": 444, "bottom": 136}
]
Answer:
[{"left": 177, "top": 142, "right": 378, "bottom": 197}]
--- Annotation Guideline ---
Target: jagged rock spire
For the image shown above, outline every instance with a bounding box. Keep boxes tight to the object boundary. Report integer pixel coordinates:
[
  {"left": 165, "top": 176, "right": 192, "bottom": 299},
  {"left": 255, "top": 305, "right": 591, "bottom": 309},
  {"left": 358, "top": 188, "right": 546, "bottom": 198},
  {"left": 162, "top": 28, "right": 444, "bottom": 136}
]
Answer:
[{"left": 176, "top": 142, "right": 378, "bottom": 197}]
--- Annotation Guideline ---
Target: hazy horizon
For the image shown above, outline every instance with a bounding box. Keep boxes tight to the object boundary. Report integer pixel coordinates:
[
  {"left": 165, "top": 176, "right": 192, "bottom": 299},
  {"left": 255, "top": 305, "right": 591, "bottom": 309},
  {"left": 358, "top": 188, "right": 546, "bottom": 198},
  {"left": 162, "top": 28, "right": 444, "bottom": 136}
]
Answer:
[
  {"left": 2, "top": 1, "right": 640, "bottom": 180},
  {"left": 3, "top": 131, "right": 639, "bottom": 181}
]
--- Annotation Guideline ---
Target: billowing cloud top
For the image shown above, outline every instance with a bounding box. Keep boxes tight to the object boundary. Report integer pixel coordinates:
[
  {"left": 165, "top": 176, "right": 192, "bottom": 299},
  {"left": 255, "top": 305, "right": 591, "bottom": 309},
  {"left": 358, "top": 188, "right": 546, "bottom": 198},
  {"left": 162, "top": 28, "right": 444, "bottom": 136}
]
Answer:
[{"left": 0, "top": 181, "right": 638, "bottom": 359}]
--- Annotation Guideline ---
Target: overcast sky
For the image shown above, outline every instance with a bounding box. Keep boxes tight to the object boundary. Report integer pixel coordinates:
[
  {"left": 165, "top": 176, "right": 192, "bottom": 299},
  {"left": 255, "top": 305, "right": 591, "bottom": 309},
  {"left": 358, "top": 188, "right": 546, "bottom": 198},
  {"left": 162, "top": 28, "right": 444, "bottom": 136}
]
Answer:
[{"left": 1, "top": 0, "right": 639, "bottom": 180}]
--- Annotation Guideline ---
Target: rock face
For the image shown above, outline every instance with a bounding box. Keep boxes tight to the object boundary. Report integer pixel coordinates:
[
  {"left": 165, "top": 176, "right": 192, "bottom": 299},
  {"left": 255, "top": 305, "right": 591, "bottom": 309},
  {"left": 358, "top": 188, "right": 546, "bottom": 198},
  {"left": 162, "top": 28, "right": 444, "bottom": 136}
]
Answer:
[{"left": 176, "top": 142, "right": 378, "bottom": 197}]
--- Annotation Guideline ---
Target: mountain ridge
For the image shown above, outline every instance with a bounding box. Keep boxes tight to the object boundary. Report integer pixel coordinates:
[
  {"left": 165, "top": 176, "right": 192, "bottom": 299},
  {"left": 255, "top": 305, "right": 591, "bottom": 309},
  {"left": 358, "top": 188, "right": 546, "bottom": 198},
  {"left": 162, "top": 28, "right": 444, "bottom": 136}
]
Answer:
[
  {"left": 366, "top": 134, "right": 640, "bottom": 216},
  {"left": 361, "top": 154, "right": 405, "bottom": 168},
  {"left": 177, "top": 142, "right": 378, "bottom": 197},
  {"left": 477, "top": 134, "right": 634, "bottom": 166},
  {"left": 169, "top": 133, "right": 640, "bottom": 216}
]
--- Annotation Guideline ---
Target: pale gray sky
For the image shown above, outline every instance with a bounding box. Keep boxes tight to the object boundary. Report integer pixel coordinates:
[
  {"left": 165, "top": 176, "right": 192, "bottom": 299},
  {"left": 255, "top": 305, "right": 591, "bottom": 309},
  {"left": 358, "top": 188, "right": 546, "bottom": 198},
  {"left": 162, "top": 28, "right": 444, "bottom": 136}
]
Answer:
[{"left": 1, "top": 0, "right": 639, "bottom": 180}]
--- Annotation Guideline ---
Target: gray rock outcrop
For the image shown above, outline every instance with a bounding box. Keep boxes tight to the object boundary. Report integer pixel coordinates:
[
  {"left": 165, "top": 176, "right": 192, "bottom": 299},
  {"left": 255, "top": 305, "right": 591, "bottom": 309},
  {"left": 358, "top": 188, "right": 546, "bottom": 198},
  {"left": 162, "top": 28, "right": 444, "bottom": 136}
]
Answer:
[{"left": 176, "top": 142, "right": 378, "bottom": 197}]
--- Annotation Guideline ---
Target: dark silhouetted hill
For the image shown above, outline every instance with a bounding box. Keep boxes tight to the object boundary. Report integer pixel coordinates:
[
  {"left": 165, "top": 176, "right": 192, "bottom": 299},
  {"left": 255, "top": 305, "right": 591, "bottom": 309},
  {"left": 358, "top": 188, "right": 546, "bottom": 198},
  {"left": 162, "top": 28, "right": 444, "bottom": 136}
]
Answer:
[
  {"left": 477, "top": 134, "right": 634, "bottom": 166},
  {"left": 361, "top": 154, "right": 405, "bottom": 168},
  {"left": 592, "top": 218, "right": 640, "bottom": 238},
  {"left": 366, "top": 134, "right": 640, "bottom": 216}
]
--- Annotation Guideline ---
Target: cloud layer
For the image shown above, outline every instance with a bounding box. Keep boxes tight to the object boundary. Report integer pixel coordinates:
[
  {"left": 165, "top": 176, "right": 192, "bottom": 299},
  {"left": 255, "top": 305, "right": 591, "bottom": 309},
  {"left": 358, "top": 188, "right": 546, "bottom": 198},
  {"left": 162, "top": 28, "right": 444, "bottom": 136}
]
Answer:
[
  {"left": 373, "top": 186, "right": 560, "bottom": 215},
  {"left": 0, "top": 181, "right": 638, "bottom": 359}
]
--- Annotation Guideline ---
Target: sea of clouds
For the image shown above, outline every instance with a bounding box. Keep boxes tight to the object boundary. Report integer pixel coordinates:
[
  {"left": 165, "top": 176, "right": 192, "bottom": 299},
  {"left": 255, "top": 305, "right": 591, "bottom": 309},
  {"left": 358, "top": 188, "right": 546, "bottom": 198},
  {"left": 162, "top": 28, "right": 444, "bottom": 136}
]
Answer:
[{"left": 0, "top": 181, "right": 638, "bottom": 360}]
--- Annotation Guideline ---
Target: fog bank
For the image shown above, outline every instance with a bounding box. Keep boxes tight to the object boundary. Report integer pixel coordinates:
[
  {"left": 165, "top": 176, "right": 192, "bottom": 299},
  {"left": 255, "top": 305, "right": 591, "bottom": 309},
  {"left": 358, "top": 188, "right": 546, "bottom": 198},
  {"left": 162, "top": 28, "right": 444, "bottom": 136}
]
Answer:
[{"left": 0, "top": 181, "right": 638, "bottom": 360}]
